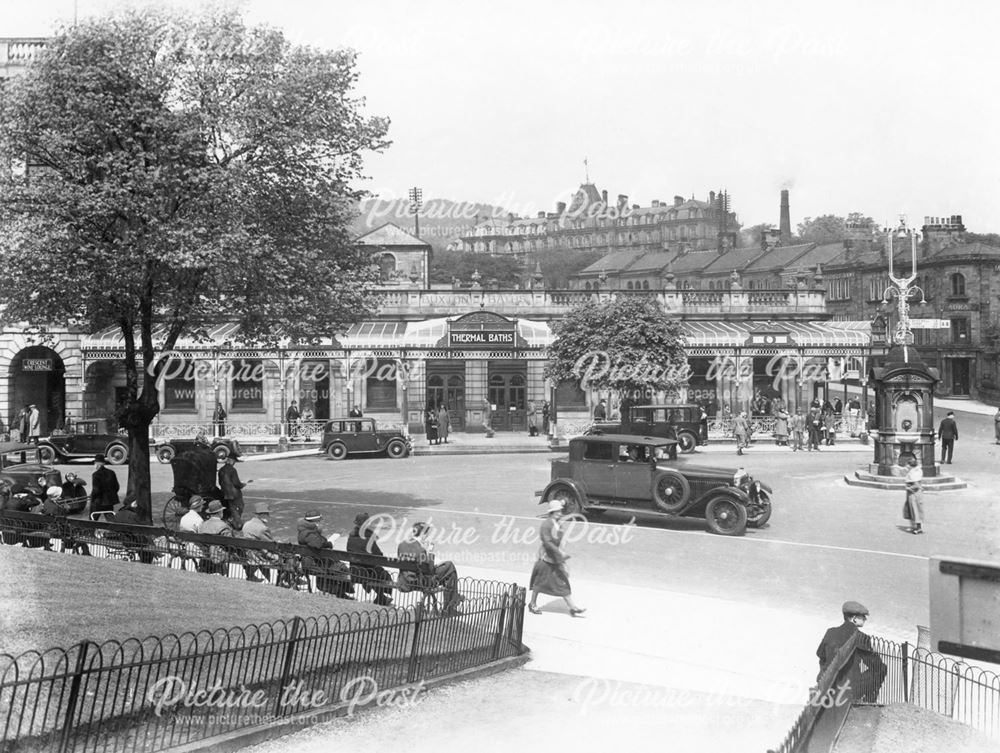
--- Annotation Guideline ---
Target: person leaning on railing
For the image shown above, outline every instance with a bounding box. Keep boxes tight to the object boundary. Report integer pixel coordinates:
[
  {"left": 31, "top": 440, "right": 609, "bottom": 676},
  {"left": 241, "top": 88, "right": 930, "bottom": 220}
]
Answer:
[
  {"left": 397, "top": 522, "right": 463, "bottom": 614},
  {"left": 816, "top": 600, "right": 887, "bottom": 703}
]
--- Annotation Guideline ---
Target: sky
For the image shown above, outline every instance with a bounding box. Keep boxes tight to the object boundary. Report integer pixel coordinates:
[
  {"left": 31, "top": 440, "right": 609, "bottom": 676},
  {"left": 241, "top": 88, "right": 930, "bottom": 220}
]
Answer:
[{"left": 4, "top": 0, "right": 1000, "bottom": 232}]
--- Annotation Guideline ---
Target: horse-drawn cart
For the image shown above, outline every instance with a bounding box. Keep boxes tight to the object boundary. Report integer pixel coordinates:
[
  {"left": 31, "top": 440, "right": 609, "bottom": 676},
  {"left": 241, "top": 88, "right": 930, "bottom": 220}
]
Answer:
[{"left": 161, "top": 445, "right": 222, "bottom": 530}]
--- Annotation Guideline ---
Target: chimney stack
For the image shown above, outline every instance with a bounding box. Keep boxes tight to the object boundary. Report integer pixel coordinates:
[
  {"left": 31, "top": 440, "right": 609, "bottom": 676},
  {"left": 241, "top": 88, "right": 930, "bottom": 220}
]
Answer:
[
  {"left": 779, "top": 190, "right": 792, "bottom": 241},
  {"left": 673, "top": 196, "right": 684, "bottom": 207},
  {"left": 709, "top": 191, "right": 716, "bottom": 205},
  {"left": 556, "top": 201, "right": 567, "bottom": 215},
  {"left": 618, "top": 194, "right": 628, "bottom": 208},
  {"left": 651, "top": 200, "right": 660, "bottom": 208},
  {"left": 601, "top": 190, "right": 608, "bottom": 205}
]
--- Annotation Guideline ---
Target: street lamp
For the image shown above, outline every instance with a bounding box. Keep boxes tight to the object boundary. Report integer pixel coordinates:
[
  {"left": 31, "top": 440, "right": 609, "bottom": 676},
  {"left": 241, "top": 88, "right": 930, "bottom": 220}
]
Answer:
[{"left": 880, "top": 223, "right": 925, "bottom": 352}]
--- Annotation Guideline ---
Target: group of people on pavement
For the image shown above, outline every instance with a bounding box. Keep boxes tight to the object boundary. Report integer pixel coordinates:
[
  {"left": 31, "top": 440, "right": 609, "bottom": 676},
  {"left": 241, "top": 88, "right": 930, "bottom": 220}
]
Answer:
[
  {"left": 425, "top": 403, "right": 450, "bottom": 445},
  {"left": 4, "top": 403, "right": 41, "bottom": 443}
]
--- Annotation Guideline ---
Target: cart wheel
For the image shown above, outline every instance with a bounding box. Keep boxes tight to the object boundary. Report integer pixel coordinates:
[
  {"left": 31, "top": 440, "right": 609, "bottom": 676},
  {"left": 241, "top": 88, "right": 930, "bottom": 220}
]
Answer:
[
  {"left": 156, "top": 445, "right": 176, "bottom": 464},
  {"left": 705, "top": 495, "right": 747, "bottom": 536},
  {"left": 162, "top": 496, "right": 188, "bottom": 531}
]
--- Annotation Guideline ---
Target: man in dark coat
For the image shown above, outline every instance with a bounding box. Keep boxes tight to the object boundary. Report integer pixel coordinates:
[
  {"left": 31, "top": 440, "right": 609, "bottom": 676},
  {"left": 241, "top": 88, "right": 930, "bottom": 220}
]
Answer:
[
  {"left": 347, "top": 512, "right": 393, "bottom": 606},
  {"left": 297, "top": 511, "right": 353, "bottom": 598},
  {"left": 90, "top": 454, "right": 120, "bottom": 514},
  {"left": 816, "top": 601, "right": 886, "bottom": 703},
  {"left": 348, "top": 405, "right": 363, "bottom": 418},
  {"left": 218, "top": 456, "right": 250, "bottom": 530},
  {"left": 593, "top": 399, "right": 607, "bottom": 421},
  {"left": 937, "top": 411, "right": 959, "bottom": 464}
]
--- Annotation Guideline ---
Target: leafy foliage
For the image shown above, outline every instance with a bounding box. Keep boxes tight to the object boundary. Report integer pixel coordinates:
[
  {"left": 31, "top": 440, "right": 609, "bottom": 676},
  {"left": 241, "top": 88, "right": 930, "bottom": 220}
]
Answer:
[
  {"left": 0, "top": 8, "right": 389, "bottom": 520},
  {"left": 796, "top": 215, "right": 847, "bottom": 243},
  {"left": 527, "top": 249, "right": 604, "bottom": 288},
  {"left": 545, "top": 297, "right": 687, "bottom": 410},
  {"left": 429, "top": 251, "right": 523, "bottom": 286}
]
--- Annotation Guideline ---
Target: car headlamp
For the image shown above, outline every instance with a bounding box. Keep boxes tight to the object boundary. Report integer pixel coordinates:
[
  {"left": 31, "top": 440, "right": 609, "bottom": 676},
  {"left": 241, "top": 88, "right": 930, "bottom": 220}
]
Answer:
[{"left": 37, "top": 476, "right": 47, "bottom": 487}]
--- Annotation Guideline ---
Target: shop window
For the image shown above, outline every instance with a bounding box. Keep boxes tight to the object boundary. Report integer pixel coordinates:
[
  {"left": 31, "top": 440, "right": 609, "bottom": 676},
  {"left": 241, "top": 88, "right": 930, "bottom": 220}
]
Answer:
[
  {"left": 366, "top": 358, "right": 398, "bottom": 410},
  {"left": 950, "top": 272, "right": 966, "bottom": 297},
  {"left": 951, "top": 318, "right": 969, "bottom": 344},
  {"left": 230, "top": 358, "right": 264, "bottom": 411},
  {"left": 162, "top": 357, "right": 196, "bottom": 411}
]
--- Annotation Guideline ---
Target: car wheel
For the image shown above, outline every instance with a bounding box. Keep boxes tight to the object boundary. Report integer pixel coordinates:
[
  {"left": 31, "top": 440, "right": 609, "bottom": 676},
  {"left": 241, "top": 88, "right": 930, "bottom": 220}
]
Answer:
[
  {"left": 746, "top": 490, "right": 772, "bottom": 529},
  {"left": 162, "top": 496, "right": 187, "bottom": 531},
  {"left": 677, "top": 431, "right": 698, "bottom": 454},
  {"left": 327, "top": 442, "right": 348, "bottom": 461},
  {"left": 546, "top": 484, "right": 582, "bottom": 516},
  {"left": 106, "top": 444, "right": 128, "bottom": 465},
  {"left": 386, "top": 439, "right": 408, "bottom": 459},
  {"left": 38, "top": 445, "right": 57, "bottom": 464},
  {"left": 156, "top": 445, "right": 176, "bottom": 464},
  {"left": 652, "top": 470, "right": 690, "bottom": 513},
  {"left": 214, "top": 445, "right": 230, "bottom": 463},
  {"left": 705, "top": 495, "right": 748, "bottom": 536}
]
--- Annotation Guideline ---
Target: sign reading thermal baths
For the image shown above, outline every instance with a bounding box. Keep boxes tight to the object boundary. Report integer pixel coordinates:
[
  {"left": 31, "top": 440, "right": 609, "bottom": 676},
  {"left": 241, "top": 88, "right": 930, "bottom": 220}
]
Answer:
[{"left": 449, "top": 331, "right": 515, "bottom": 346}]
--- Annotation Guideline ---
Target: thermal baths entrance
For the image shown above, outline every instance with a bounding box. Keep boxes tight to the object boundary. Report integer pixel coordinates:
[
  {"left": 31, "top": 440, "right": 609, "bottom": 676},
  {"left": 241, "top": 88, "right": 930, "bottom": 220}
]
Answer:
[{"left": 487, "top": 362, "right": 527, "bottom": 431}]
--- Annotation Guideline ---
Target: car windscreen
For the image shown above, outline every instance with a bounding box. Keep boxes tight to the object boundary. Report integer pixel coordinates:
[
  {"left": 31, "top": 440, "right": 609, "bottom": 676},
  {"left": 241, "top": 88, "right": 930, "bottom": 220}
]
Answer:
[{"left": 1, "top": 449, "right": 39, "bottom": 466}]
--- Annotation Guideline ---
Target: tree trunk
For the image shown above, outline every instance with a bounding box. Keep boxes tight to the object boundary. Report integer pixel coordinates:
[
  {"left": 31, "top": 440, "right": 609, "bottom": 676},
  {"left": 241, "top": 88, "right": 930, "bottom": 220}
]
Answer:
[{"left": 127, "top": 421, "right": 155, "bottom": 525}]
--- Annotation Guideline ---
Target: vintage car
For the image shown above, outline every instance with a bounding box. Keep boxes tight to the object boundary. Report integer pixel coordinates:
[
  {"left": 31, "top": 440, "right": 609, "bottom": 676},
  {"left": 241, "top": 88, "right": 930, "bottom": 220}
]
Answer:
[
  {"left": 322, "top": 418, "right": 411, "bottom": 460},
  {"left": 536, "top": 434, "right": 772, "bottom": 536},
  {"left": 0, "top": 442, "right": 77, "bottom": 511},
  {"left": 36, "top": 418, "right": 130, "bottom": 465},
  {"left": 154, "top": 436, "right": 242, "bottom": 464},
  {"left": 588, "top": 403, "right": 707, "bottom": 453}
]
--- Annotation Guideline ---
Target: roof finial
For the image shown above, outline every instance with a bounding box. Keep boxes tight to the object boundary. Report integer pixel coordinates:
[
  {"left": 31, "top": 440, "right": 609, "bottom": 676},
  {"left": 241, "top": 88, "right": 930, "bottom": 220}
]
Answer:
[{"left": 583, "top": 156, "right": 589, "bottom": 184}]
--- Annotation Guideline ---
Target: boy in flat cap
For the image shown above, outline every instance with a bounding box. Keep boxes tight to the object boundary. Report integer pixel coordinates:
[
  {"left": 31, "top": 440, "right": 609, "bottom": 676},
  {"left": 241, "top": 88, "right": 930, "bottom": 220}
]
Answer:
[{"left": 816, "top": 601, "right": 886, "bottom": 703}]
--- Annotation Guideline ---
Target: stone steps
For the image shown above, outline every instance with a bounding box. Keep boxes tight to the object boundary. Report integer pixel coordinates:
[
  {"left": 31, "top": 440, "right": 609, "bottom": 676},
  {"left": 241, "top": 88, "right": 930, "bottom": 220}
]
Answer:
[{"left": 844, "top": 467, "right": 968, "bottom": 491}]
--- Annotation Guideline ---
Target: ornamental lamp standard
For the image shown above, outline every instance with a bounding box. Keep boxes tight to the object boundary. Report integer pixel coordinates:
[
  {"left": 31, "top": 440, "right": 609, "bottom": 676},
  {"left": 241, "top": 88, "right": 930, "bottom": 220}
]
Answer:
[{"left": 408, "top": 186, "right": 423, "bottom": 238}]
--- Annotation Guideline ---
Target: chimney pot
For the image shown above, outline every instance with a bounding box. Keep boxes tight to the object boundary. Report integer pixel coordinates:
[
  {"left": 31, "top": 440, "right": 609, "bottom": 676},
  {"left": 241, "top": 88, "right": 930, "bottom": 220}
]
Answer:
[
  {"left": 507, "top": 212, "right": 514, "bottom": 223},
  {"left": 601, "top": 190, "right": 608, "bottom": 205},
  {"left": 618, "top": 194, "right": 628, "bottom": 207},
  {"left": 556, "top": 201, "right": 567, "bottom": 214},
  {"left": 651, "top": 200, "right": 659, "bottom": 208},
  {"left": 633, "top": 204, "right": 640, "bottom": 210},
  {"left": 537, "top": 211, "right": 545, "bottom": 219},
  {"left": 674, "top": 196, "right": 684, "bottom": 207}
]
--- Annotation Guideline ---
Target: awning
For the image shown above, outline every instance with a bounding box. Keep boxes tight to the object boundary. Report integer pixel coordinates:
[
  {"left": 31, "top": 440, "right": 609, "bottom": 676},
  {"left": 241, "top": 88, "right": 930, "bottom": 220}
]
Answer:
[
  {"left": 682, "top": 320, "right": 872, "bottom": 348},
  {"left": 81, "top": 322, "right": 335, "bottom": 353}
]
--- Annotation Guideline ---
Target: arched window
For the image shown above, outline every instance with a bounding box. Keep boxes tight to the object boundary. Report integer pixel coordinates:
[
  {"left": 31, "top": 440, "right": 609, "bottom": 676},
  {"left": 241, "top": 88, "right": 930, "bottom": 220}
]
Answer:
[
  {"left": 584, "top": 281, "right": 592, "bottom": 290},
  {"left": 379, "top": 253, "right": 396, "bottom": 281},
  {"left": 642, "top": 280, "right": 650, "bottom": 290},
  {"left": 626, "top": 281, "right": 634, "bottom": 290},
  {"left": 950, "top": 272, "right": 966, "bottom": 296}
]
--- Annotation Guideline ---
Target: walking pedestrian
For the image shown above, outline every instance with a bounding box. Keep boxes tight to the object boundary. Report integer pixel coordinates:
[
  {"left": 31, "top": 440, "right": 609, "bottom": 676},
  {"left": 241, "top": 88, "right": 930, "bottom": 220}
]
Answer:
[
  {"left": 425, "top": 407, "right": 439, "bottom": 445},
  {"left": 807, "top": 406, "right": 823, "bottom": 451},
  {"left": 27, "top": 404, "right": 41, "bottom": 442},
  {"left": 90, "top": 453, "right": 120, "bottom": 514},
  {"left": 816, "top": 601, "right": 887, "bottom": 703},
  {"left": 937, "top": 411, "right": 958, "bottom": 464},
  {"left": 995, "top": 408, "right": 1000, "bottom": 445},
  {"left": 218, "top": 455, "right": 251, "bottom": 530},
  {"left": 790, "top": 409, "right": 805, "bottom": 451},
  {"left": 213, "top": 403, "right": 227, "bottom": 437},
  {"left": 823, "top": 409, "right": 836, "bottom": 446},
  {"left": 903, "top": 456, "right": 924, "bottom": 534},
  {"left": 733, "top": 411, "right": 750, "bottom": 455},
  {"left": 437, "top": 403, "right": 450, "bottom": 444},
  {"left": 285, "top": 401, "right": 300, "bottom": 438},
  {"left": 774, "top": 408, "right": 789, "bottom": 447},
  {"left": 528, "top": 499, "right": 586, "bottom": 617}
]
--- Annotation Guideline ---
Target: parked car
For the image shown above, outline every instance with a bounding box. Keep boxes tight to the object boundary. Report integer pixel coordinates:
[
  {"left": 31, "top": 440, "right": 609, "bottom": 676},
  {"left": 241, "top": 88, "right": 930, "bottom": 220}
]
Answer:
[
  {"left": 0, "top": 442, "right": 76, "bottom": 511},
  {"left": 36, "top": 419, "right": 129, "bottom": 465},
  {"left": 588, "top": 403, "right": 707, "bottom": 453},
  {"left": 536, "top": 434, "right": 772, "bottom": 536},
  {"left": 322, "top": 418, "right": 411, "bottom": 460},
  {"left": 154, "top": 436, "right": 242, "bottom": 464}
]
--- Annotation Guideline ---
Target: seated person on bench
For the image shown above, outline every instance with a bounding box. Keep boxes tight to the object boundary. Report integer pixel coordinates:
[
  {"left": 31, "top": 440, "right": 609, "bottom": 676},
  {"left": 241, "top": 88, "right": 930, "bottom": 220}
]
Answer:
[
  {"left": 297, "top": 511, "right": 354, "bottom": 598},
  {"left": 396, "top": 522, "right": 462, "bottom": 612},
  {"left": 347, "top": 512, "right": 393, "bottom": 606}
]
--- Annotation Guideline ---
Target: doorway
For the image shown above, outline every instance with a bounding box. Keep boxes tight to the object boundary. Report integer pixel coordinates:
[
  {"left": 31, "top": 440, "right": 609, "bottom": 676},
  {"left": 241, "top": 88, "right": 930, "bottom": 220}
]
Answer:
[
  {"left": 951, "top": 358, "right": 971, "bottom": 396},
  {"left": 9, "top": 346, "right": 66, "bottom": 435},
  {"left": 487, "top": 362, "right": 527, "bottom": 431},
  {"left": 426, "top": 364, "right": 467, "bottom": 431}
]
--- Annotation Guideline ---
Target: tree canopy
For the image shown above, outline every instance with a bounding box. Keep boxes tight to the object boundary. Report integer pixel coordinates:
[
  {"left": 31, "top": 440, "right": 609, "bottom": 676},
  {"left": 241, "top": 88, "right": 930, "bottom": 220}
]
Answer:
[
  {"left": 0, "top": 8, "right": 389, "bottom": 520},
  {"left": 545, "top": 297, "right": 688, "bottom": 412},
  {"left": 429, "top": 250, "right": 523, "bottom": 286}
]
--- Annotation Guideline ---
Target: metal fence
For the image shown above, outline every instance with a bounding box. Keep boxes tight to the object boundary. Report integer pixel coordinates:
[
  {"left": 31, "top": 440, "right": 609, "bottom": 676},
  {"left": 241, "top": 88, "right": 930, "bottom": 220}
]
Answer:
[
  {"left": 769, "top": 634, "right": 1000, "bottom": 753},
  {"left": 0, "top": 511, "right": 527, "bottom": 752}
]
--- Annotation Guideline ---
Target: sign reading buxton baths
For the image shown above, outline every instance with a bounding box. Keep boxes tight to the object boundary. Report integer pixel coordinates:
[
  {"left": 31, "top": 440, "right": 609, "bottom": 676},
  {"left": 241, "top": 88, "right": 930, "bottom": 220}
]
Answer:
[{"left": 450, "top": 330, "right": 515, "bottom": 346}]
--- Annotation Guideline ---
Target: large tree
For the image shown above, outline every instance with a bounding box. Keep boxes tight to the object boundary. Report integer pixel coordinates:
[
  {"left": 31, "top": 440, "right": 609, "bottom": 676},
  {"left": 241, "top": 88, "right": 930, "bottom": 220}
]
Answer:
[
  {"left": 545, "top": 297, "right": 688, "bottom": 416},
  {"left": 0, "top": 9, "right": 389, "bottom": 522}
]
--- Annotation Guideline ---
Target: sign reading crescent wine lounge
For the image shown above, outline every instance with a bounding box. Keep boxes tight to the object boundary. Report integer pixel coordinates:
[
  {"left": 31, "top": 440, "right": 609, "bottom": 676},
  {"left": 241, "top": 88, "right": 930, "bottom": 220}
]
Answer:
[{"left": 22, "top": 358, "right": 53, "bottom": 371}]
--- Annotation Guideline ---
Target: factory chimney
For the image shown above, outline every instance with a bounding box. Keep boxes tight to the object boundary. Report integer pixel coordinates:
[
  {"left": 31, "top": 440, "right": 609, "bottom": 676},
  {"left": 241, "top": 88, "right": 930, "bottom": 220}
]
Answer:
[{"left": 779, "top": 189, "right": 792, "bottom": 242}]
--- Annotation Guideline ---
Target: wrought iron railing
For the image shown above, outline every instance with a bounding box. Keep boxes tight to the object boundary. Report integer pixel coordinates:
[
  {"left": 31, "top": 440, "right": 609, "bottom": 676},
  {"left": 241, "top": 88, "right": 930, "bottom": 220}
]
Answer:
[
  {"left": 769, "top": 635, "right": 1000, "bottom": 753},
  {"left": 0, "top": 512, "right": 526, "bottom": 753}
]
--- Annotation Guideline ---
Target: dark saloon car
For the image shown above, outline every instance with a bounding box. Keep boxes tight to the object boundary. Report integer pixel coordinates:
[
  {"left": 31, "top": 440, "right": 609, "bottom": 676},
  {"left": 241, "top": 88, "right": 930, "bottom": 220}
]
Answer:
[
  {"left": 588, "top": 404, "right": 706, "bottom": 453},
  {"left": 322, "top": 418, "right": 411, "bottom": 460},
  {"left": 536, "top": 434, "right": 771, "bottom": 536},
  {"left": 154, "top": 436, "right": 242, "bottom": 464},
  {"left": 37, "top": 419, "right": 130, "bottom": 465},
  {"left": 0, "top": 442, "right": 80, "bottom": 511}
]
